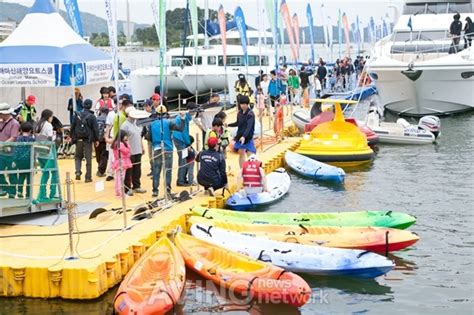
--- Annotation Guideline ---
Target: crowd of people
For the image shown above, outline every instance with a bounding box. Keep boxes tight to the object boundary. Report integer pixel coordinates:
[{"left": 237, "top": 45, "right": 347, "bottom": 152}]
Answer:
[{"left": 0, "top": 57, "right": 372, "bottom": 201}]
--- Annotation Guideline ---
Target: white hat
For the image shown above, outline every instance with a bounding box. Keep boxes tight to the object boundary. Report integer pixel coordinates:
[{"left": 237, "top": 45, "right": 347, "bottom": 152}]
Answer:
[
  {"left": 125, "top": 107, "right": 151, "bottom": 119},
  {"left": 248, "top": 154, "right": 258, "bottom": 161},
  {"left": 0, "top": 103, "right": 13, "bottom": 115}
]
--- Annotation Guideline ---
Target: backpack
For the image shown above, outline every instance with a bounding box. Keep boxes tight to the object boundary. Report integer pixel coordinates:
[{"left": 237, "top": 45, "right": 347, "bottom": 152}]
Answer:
[
  {"left": 75, "top": 111, "right": 89, "bottom": 140},
  {"left": 97, "top": 117, "right": 107, "bottom": 141}
]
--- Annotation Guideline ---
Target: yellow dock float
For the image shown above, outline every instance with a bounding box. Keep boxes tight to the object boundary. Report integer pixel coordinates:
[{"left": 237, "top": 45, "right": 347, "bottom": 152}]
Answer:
[{"left": 0, "top": 109, "right": 301, "bottom": 300}]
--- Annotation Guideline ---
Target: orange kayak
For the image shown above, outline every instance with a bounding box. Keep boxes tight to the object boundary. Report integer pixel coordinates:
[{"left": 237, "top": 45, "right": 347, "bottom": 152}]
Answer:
[
  {"left": 174, "top": 233, "right": 311, "bottom": 307},
  {"left": 114, "top": 237, "right": 186, "bottom": 315},
  {"left": 188, "top": 216, "right": 419, "bottom": 252}
]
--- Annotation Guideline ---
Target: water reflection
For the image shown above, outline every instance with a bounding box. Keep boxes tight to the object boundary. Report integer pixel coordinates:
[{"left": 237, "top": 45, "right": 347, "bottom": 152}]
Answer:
[{"left": 303, "top": 275, "right": 393, "bottom": 296}]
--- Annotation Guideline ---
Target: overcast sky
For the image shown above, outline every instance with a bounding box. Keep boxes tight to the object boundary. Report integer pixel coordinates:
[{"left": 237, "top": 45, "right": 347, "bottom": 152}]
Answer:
[{"left": 5, "top": 0, "right": 404, "bottom": 27}]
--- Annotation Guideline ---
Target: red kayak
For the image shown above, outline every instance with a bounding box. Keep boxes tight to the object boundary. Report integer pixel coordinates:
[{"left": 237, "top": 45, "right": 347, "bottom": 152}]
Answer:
[{"left": 304, "top": 112, "right": 379, "bottom": 147}]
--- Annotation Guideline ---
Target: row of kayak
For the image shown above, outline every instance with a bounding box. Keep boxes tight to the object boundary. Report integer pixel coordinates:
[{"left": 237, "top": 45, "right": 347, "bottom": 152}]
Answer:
[{"left": 114, "top": 207, "right": 418, "bottom": 314}]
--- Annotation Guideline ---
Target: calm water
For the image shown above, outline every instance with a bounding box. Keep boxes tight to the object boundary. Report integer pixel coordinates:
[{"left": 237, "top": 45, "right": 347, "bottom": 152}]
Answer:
[{"left": 1, "top": 112, "right": 473, "bottom": 314}]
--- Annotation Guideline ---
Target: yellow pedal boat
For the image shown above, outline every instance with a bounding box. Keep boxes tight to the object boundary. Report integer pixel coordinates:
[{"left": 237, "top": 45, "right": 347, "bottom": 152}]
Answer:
[{"left": 295, "top": 99, "right": 374, "bottom": 167}]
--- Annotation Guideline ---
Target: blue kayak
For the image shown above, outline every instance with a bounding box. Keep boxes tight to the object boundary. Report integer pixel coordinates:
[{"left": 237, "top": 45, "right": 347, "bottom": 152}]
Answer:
[
  {"left": 345, "top": 86, "right": 378, "bottom": 101},
  {"left": 226, "top": 168, "right": 291, "bottom": 211},
  {"left": 285, "top": 151, "right": 345, "bottom": 183}
]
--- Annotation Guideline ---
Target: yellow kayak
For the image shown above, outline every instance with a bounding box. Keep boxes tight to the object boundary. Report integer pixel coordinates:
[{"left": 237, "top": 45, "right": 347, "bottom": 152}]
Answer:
[{"left": 188, "top": 216, "right": 419, "bottom": 253}]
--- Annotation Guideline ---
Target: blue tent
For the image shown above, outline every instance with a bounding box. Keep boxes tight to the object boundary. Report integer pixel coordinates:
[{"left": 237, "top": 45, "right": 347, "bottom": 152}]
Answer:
[{"left": 0, "top": 0, "right": 112, "bottom": 87}]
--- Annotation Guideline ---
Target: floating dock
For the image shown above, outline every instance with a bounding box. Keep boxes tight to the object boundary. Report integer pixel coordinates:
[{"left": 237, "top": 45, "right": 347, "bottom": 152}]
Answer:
[{"left": 0, "top": 109, "right": 301, "bottom": 299}]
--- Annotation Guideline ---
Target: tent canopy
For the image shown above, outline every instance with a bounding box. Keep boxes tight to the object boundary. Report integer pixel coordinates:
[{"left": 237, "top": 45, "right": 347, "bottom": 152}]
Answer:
[{"left": 0, "top": 0, "right": 113, "bottom": 87}]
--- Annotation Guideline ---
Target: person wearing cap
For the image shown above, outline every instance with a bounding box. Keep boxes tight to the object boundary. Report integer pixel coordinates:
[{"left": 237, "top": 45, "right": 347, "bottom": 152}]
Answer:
[
  {"left": 228, "top": 95, "right": 256, "bottom": 168},
  {"left": 234, "top": 74, "right": 253, "bottom": 104},
  {"left": 17, "top": 95, "right": 37, "bottom": 123},
  {"left": 67, "top": 88, "right": 83, "bottom": 125},
  {"left": 237, "top": 154, "right": 267, "bottom": 195},
  {"left": 71, "top": 99, "right": 99, "bottom": 182},
  {"left": 450, "top": 13, "right": 463, "bottom": 54},
  {"left": 150, "top": 105, "right": 185, "bottom": 198},
  {"left": 172, "top": 104, "right": 193, "bottom": 187},
  {"left": 120, "top": 107, "right": 150, "bottom": 195},
  {"left": 0, "top": 103, "right": 20, "bottom": 197},
  {"left": 196, "top": 136, "right": 228, "bottom": 196}
]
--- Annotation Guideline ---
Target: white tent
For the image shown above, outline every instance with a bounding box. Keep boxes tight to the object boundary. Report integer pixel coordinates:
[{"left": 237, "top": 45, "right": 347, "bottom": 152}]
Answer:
[{"left": 0, "top": 0, "right": 113, "bottom": 122}]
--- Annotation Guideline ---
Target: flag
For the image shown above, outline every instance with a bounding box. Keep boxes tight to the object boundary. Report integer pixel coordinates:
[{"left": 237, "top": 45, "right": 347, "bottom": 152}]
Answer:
[
  {"left": 218, "top": 5, "right": 227, "bottom": 67},
  {"left": 280, "top": 0, "right": 297, "bottom": 61},
  {"left": 64, "top": 0, "right": 83, "bottom": 37},
  {"left": 342, "top": 13, "right": 351, "bottom": 56},
  {"left": 337, "top": 10, "right": 341, "bottom": 51},
  {"left": 234, "top": 6, "right": 248, "bottom": 66},
  {"left": 306, "top": 4, "right": 315, "bottom": 63},
  {"left": 292, "top": 13, "right": 300, "bottom": 60},
  {"left": 382, "top": 18, "right": 388, "bottom": 37},
  {"left": 189, "top": 0, "right": 198, "bottom": 49},
  {"left": 407, "top": 16, "right": 413, "bottom": 31},
  {"left": 370, "top": 16, "right": 376, "bottom": 43},
  {"left": 104, "top": 0, "right": 118, "bottom": 89},
  {"left": 151, "top": 0, "right": 166, "bottom": 96}
]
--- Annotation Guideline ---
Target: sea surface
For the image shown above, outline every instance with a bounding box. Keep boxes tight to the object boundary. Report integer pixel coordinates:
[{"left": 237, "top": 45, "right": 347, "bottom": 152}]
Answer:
[{"left": 0, "top": 112, "right": 473, "bottom": 314}]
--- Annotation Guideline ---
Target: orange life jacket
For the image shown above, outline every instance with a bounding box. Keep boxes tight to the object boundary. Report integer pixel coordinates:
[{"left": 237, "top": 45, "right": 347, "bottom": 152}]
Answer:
[{"left": 242, "top": 160, "right": 262, "bottom": 188}]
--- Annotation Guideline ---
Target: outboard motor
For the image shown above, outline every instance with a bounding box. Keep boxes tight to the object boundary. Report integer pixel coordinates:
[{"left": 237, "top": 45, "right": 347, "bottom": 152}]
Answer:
[
  {"left": 366, "top": 104, "right": 380, "bottom": 127},
  {"left": 418, "top": 116, "right": 441, "bottom": 138}
]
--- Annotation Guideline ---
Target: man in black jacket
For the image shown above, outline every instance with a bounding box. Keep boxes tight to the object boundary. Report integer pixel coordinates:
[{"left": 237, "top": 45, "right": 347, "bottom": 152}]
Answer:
[
  {"left": 449, "top": 13, "right": 462, "bottom": 54},
  {"left": 228, "top": 95, "right": 256, "bottom": 168},
  {"left": 196, "top": 137, "right": 228, "bottom": 196},
  {"left": 71, "top": 99, "right": 99, "bottom": 182}
]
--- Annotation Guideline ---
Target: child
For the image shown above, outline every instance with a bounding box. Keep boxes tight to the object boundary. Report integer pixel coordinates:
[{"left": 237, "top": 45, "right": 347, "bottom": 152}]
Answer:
[
  {"left": 214, "top": 111, "right": 231, "bottom": 157},
  {"left": 111, "top": 132, "right": 132, "bottom": 197},
  {"left": 184, "top": 136, "right": 196, "bottom": 185},
  {"left": 274, "top": 101, "right": 284, "bottom": 142},
  {"left": 256, "top": 87, "right": 266, "bottom": 119},
  {"left": 279, "top": 92, "right": 288, "bottom": 116},
  {"left": 14, "top": 122, "right": 35, "bottom": 198}
]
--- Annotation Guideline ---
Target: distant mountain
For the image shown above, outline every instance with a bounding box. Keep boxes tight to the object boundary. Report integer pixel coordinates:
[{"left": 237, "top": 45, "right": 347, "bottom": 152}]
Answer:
[{"left": 0, "top": 2, "right": 150, "bottom": 37}]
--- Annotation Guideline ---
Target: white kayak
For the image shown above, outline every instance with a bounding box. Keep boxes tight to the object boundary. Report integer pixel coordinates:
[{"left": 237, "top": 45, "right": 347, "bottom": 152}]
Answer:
[
  {"left": 285, "top": 151, "right": 345, "bottom": 183},
  {"left": 190, "top": 223, "right": 395, "bottom": 278},
  {"left": 225, "top": 168, "right": 290, "bottom": 211},
  {"left": 366, "top": 105, "right": 440, "bottom": 144}
]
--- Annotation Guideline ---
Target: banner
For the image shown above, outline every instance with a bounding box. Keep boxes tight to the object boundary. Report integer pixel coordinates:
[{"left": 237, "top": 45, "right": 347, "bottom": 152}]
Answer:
[
  {"left": 306, "top": 4, "right": 315, "bottom": 63},
  {"left": 338, "top": 9, "right": 342, "bottom": 57},
  {"left": 320, "top": 4, "right": 331, "bottom": 48},
  {"left": 370, "top": 16, "right": 376, "bottom": 44},
  {"left": 356, "top": 15, "right": 362, "bottom": 48},
  {"left": 64, "top": 0, "right": 83, "bottom": 37},
  {"left": 218, "top": 4, "right": 227, "bottom": 67},
  {"left": 382, "top": 18, "right": 388, "bottom": 37},
  {"left": 234, "top": 6, "right": 248, "bottom": 66},
  {"left": 189, "top": 0, "right": 198, "bottom": 49},
  {"left": 292, "top": 13, "right": 300, "bottom": 60},
  {"left": 104, "top": 0, "right": 118, "bottom": 90},
  {"left": 264, "top": 0, "right": 278, "bottom": 67},
  {"left": 151, "top": 0, "right": 166, "bottom": 95},
  {"left": 342, "top": 13, "right": 351, "bottom": 57},
  {"left": 280, "top": 0, "right": 297, "bottom": 61}
]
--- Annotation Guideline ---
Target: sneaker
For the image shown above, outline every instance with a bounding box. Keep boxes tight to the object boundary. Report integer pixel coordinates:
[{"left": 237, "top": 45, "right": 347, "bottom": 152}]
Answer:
[
  {"left": 147, "top": 172, "right": 153, "bottom": 177},
  {"left": 134, "top": 188, "right": 147, "bottom": 194},
  {"left": 85, "top": 178, "right": 92, "bottom": 183},
  {"left": 176, "top": 182, "right": 191, "bottom": 187},
  {"left": 152, "top": 191, "right": 158, "bottom": 198},
  {"left": 0, "top": 191, "right": 7, "bottom": 197},
  {"left": 208, "top": 187, "right": 215, "bottom": 197},
  {"left": 17, "top": 193, "right": 24, "bottom": 198},
  {"left": 75, "top": 175, "right": 81, "bottom": 181},
  {"left": 126, "top": 190, "right": 134, "bottom": 196},
  {"left": 106, "top": 176, "right": 114, "bottom": 181},
  {"left": 96, "top": 172, "right": 106, "bottom": 177}
]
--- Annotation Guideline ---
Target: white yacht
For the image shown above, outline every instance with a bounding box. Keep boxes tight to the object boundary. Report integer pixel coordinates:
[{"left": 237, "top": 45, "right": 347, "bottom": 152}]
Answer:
[
  {"left": 131, "top": 30, "right": 275, "bottom": 102},
  {"left": 368, "top": 0, "right": 474, "bottom": 117}
]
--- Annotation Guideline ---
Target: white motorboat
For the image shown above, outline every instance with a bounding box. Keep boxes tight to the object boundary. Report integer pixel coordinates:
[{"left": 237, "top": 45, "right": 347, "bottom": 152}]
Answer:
[
  {"left": 131, "top": 30, "right": 275, "bottom": 102},
  {"left": 365, "top": 104, "right": 441, "bottom": 144},
  {"left": 368, "top": 0, "right": 474, "bottom": 117}
]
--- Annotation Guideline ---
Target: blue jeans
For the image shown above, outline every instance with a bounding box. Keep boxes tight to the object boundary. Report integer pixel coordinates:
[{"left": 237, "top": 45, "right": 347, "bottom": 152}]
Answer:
[
  {"left": 184, "top": 161, "right": 194, "bottom": 184},
  {"left": 152, "top": 149, "right": 173, "bottom": 193},
  {"left": 173, "top": 139, "right": 187, "bottom": 185}
]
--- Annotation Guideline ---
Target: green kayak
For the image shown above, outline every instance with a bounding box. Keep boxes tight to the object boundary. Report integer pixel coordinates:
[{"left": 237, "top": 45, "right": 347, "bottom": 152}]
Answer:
[{"left": 191, "top": 207, "right": 416, "bottom": 229}]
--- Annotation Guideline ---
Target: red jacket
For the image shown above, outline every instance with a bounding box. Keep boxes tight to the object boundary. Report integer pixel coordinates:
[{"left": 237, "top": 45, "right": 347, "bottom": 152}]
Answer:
[{"left": 242, "top": 160, "right": 262, "bottom": 187}]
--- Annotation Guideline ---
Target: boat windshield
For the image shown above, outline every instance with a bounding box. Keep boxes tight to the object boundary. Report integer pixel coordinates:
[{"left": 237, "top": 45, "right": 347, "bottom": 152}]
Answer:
[
  {"left": 403, "top": 2, "right": 473, "bottom": 15},
  {"left": 171, "top": 56, "right": 193, "bottom": 67}
]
